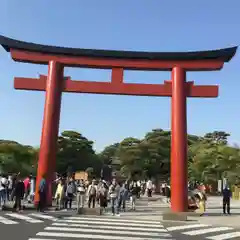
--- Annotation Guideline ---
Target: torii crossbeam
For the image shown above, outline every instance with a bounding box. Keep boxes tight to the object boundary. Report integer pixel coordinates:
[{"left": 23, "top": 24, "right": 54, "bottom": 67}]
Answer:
[{"left": 0, "top": 35, "right": 237, "bottom": 213}]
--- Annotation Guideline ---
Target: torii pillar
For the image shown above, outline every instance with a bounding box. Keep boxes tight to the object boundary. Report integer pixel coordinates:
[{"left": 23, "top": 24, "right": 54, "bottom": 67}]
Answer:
[{"left": 36, "top": 61, "right": 63, "bottom": 205}]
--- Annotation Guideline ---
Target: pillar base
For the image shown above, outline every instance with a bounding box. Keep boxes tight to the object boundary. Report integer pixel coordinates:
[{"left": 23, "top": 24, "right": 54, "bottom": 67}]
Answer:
[
  {"left": 162, "top": 211, "right": 188, "bottom": 221},
  {"left": 77, "top": 207, "right": 102, "bottom": 215}
]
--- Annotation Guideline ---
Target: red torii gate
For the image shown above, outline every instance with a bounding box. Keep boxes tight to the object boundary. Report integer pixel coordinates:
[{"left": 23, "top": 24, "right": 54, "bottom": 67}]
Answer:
[{"left": 0, "top": 35, "right": 237, "bottom": 213}]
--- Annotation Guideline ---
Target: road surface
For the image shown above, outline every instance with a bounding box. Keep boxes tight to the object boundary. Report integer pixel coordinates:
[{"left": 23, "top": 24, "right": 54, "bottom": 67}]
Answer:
[{"left": 1, "top": 196, "right": 240, "bottom": 239}]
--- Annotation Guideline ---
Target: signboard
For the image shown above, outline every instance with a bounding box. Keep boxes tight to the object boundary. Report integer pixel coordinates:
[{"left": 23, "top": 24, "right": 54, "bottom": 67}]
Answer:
[{"left": 75, "top": 171, "right": 88, "bottom": 180}]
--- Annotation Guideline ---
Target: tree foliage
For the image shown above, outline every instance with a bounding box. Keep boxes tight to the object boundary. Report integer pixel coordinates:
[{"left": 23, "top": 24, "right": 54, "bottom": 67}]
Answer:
[
  {"left": 0, "top": 129, "right": 239, "bottom": 186},
  {"left": 56, "top": 131, "right": 102, "bottom": 176},
  {"left": 0, "top": 140, "right": 38, "bottom": 176}
]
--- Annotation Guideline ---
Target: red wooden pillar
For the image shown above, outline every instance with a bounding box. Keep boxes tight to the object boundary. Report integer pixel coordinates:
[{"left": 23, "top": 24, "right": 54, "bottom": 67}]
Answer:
[
  {"left": 34, "top": 61, "right": 63, "bottom": 205},
  {"left": 170, "top": 66, "right": 188, "bottom": 212}
]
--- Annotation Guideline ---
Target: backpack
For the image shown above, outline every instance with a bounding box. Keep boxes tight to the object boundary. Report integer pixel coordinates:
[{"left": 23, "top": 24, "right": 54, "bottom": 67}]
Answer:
[
  {"left": 130, "top": 183, "right": 138, "bottom": 195},
  {"left": 67, "top": 183, "right": 74, "bottom": 194},
  {"left": 90, "top": 185, "right": 96, "bottom": 196}
]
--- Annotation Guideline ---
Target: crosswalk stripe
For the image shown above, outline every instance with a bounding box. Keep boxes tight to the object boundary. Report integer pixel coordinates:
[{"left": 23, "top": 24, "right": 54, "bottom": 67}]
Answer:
[
  {"left": 45, "top": 226, "right": 171, "bottom": 237},
  {"left": 29, "top": 213, "right": 57, "bottom": 220},
  {"left": 65, "top": 216, "right": 161, "bottom": 224},
  {"left": 5, "top": 213, "right": 43, "bottom": 223},
  {"left": 206, "top": 232, "right": 240, "bottom": 240},
  {"left": 167, "top": 224, "right": 209, "bottom": 231},
  {"left": 0, "top": 216, "right": 18, "bottom": 224},
  {"left": 37, "top": 231, "right": 172, "bottom": 239},
  {"left": 52, "top": 222, "right": 168, "bottom": 232},
  {"left": 29, "top": 239, "right": 58, "bottom": 240},
  {"left": 183, "top": 227, "right": 233, "bottom": 236},
  {"left": 56, "top": 219, "right": 162, "bottom": 227}
]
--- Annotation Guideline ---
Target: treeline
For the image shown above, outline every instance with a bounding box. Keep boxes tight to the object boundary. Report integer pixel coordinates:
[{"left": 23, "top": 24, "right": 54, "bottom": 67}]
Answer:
[{"left": 0, "top": 130, "right": 240, "bottom": 184}]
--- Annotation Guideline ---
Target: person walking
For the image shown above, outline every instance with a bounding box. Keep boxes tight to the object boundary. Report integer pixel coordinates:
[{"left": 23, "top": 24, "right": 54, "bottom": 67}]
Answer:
[
  {"left": 146, "top": 179, "right": 153, "bottom": 197},
  {"left": 165, "top": 184, "right": 171, "bottom": 203},
  {"left": 37, "top": 174, "right": 47, "bottom": 212},
  {"left": 76, "top": 179, "right": 86, "bottom": 212},
  {"left": 117, "top": 183, "right": 128, "bottom": 214},
  {"left": 109, "top": 179, "right": 119, "bottom": 216},
  {"left": 64, "top": 177, "right": 76, "bottom": 210},
  {"left": 129, "top": 180, "right": 138, "bottom": 211},
  {"left": 222, "top": 185, "right": 232, "bottom": 215},
  {"left": 23, "top": 176, "right": 31, "bottom": 202},
  {"left": 97, "top": 181, "right": 108, "bottom": 214},
  {"left": 0, "top": 175, "right": 8, "bottom": 210},
  {"left": 54, "top": 179, "right": 64, "bottom": 210},
  {"left": 12, "top": 176, "right": 25, "bottom": 212},
  {"left": 87, "top": 179, "right": 97, "bottom": 208}
]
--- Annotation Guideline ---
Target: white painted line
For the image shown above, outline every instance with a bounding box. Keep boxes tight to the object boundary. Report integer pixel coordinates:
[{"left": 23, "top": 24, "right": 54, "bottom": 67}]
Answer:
[
  {"left": 183, "top": 227, "right": 233, "bottom": 236},
  {"left": 206, "top": 232, "right": 240, "bottom": 240},
  {"left": 64, "top": 216, "right": 161, "bottom": 224},
  {"left": 28, "top": 213, "right": 57, "bottom": 220},
  {"left": 29, "top": 239, "right": 58, "bottom": 240},
  {"left": 52, "top": 222, "right": 167, "bottom": 232},
  {"left": 45, "top": 226, "right": 171, "bottom": 237},
  {"left": 0, "top": 216, "right": 18, "bottom": 224},
  {"left": 37, "top": 232, "right": 172, "bottom": 240},
  {"left": 5, "top": 213, "right": 43, "bottom": 223},
  {"left": 56, "top": 219, "right": 163, "bottom": 228},
  {"left": 167, "top": 224, "right": 209, "bottom": 231}
]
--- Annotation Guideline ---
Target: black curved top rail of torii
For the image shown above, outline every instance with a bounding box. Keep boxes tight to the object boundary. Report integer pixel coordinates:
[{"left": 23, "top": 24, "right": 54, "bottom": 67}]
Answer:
[{"left": 0, "top": 35, "right": 238, "bottom": 71}]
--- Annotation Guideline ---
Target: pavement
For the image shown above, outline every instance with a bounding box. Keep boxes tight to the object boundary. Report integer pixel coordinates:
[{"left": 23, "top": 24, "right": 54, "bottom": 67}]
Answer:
[
  {"left": 163, "top": 221, "right": 240, "bottom": 240},
  {"left": 0, "top": 211, "right": 55, "bottom": 240},
  {"left": 1, "top": 195, "right": 240, "bottom": 239}
]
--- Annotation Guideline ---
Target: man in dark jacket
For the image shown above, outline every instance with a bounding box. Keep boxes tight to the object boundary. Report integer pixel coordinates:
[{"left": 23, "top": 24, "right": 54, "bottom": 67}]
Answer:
[
  {"left": 222, "top": 186, "right": 232, "bottom": 215},
  {"left": 12, "top": 176, "right": 25, "bottom": 212}
]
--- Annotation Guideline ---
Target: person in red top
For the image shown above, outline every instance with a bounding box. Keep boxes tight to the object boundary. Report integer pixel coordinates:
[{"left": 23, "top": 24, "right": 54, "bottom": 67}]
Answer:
[{"left": 23, "top": 176, "right": 30, "bottom": 201}]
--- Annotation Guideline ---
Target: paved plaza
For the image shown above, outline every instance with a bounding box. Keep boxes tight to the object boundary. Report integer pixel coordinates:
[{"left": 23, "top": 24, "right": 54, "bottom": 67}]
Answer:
[{"left": 1, "top": 196, "right": 240, "bottom": 240}]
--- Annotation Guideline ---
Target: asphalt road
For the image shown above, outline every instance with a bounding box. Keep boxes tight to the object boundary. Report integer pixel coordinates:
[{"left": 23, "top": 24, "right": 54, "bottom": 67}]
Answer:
[
  {"left": 0, "top": 211, "right": 57, "bottom": 240},
  {"left": 163, "top": 221, "right": 240, "bottom": 240},
  {"left": 2, "top": 196, "right": 240, "bottom": 240},
  {"left": 2, "top": 211, "right": 240, "bottom": 240}
]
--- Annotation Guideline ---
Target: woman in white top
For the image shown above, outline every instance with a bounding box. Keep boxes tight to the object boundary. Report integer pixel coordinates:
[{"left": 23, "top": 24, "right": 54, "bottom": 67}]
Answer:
[{"left": 76, "top": 179, "right": 86, "bottom": 210}]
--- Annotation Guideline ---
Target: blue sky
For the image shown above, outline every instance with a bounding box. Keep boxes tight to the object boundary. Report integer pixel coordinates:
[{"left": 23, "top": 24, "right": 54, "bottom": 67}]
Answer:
[{"left": 0, "top": 0, "right": 239, "bottom": 152}]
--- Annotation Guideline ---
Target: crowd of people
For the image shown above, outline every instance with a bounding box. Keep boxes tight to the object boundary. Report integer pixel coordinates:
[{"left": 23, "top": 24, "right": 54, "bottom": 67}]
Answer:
[
  {"left": 0, "top": 173, "right": 31, "bottom": 211},
  {"left": 0, "top": 172, "right": 234, "bottom": 217},
  {"left": 0, "top": 173, "right": 156, "bottom": 216},
  {"left": 52, "top": 177, "right": 155, "bottom": 216}
]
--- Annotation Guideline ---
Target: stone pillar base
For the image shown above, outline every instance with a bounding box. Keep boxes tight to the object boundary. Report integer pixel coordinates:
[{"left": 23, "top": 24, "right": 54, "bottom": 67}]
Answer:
[
  {"left": 77, "top": 207, "right": 102, "bottom": 215},
  {"left": 162, "top": 211, "right": 188, "bottom": 221}
]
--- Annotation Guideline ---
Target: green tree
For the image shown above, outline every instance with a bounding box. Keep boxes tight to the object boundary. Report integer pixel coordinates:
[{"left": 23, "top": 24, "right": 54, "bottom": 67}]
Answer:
[
  {"left": 56, "top": 131, "right": 102, "bottom": 176},
  {"left": 98, "top": 143, "right": 119, "bottom": 165},
  {"left": 0, "top": 140, "right": 37, "bottom": 176},
  {"left": 188, "top": 131, "right": 240, "bottom": 185},
  {"left": 203, "top": 131, "right": 230, "bottom": 145},
  {"left": 116, "top": 137, "right": 143, "bottom": 178}
]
